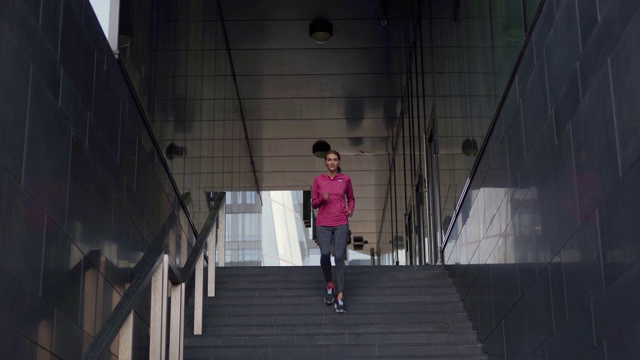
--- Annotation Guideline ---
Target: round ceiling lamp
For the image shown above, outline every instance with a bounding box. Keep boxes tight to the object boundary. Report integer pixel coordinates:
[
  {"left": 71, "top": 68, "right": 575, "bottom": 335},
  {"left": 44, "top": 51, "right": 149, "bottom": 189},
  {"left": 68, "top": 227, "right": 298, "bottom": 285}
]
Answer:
[
  {"left": 309, "top": 18, "right": 333, "bottom": 44},
  {"left": 312, "top": 140, "right": 331, "bottom": 158},
  {"left": 461, "top": 138, "right": 479, "bottom": 157}
]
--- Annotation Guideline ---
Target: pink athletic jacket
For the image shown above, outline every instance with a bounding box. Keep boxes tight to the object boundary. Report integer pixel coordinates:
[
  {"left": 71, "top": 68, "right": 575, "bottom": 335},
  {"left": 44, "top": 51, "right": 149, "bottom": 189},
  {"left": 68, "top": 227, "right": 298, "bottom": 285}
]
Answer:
[{"left": 312, "top": 173, "right": 355, "bottom": 227}]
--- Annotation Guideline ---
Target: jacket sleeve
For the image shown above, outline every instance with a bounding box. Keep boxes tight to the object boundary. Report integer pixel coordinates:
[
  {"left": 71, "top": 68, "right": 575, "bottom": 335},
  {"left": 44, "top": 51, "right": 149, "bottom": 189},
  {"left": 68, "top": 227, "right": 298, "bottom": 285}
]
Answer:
[
  {"left": 311, "top": 177, "right": 323, "bottom": 209},
  {"left": 345, "top": 177, "right": 355, "bottom": 213}
]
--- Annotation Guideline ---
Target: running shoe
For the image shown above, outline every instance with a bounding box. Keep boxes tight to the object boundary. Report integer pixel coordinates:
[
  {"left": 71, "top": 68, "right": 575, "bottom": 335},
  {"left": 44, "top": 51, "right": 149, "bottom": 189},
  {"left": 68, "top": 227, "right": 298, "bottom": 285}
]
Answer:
[{"left": 324, "top": 284, "right": 335, "bottom": 305}]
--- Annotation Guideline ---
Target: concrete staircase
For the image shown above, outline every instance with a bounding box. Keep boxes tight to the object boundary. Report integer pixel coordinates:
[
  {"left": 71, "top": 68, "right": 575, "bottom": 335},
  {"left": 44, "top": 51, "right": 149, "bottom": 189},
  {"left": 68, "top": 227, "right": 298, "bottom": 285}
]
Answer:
[{"left": 183, "top": 265, "right": 487, "bottom": 359}]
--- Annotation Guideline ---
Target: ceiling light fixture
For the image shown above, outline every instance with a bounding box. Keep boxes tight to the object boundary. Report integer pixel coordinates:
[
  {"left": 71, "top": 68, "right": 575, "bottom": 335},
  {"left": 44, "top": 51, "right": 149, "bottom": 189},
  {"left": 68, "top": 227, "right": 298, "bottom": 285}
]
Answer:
[
  {"left": 461, "top": 138, "right": 479, "bottom": 157},
  {"left": 166, "top": 142, "right": 186, "bottom": 160},
  {"left": 312, "top": 140, "right": 331, "bottom": 158},
  {"left": 309, "top": 18, "right": 333, "bottom": 44},
  {"left": 118, "top": 24, "right": 133, "bottom": 48}
]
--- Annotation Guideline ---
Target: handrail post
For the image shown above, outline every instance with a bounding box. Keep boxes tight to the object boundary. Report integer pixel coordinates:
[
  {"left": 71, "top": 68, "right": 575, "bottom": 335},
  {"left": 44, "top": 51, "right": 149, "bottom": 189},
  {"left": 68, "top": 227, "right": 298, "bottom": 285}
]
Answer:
[
  {"left": 207, "top": 216, "right": 219, "bottom": 297},
  {"left": 150, "top": 255, "right": 169, "bottom": 360},
  {"left": 117, "top": 312, "right": 134, "bottom": 360},
  {"left": 194, "top": 251, "right": 204, "bottom": 335},
  {"left": 169, "top": 282, "right": 186, "bottom": 360}
]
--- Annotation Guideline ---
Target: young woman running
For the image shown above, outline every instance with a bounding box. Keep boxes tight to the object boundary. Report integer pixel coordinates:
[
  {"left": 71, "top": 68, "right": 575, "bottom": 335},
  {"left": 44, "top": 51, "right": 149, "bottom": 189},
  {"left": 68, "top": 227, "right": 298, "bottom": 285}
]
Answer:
[{"left": 311, "top": 150, "right": 355, "bottom": 313}]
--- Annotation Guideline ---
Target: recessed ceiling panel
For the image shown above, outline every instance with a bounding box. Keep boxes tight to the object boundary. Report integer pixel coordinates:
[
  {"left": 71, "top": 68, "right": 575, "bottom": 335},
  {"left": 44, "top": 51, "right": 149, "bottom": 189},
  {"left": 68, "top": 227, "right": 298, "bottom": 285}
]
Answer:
[
  {"left": 230, "top": 48, "right": 407, "bottom": 75},
  {"left": 235, "top": 74, "right": 405, "bottom": 99}
]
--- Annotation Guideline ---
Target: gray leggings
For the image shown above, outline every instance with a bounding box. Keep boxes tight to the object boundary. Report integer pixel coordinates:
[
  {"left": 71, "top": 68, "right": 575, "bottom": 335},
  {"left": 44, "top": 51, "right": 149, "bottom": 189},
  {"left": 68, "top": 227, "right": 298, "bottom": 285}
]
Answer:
[{"left": 316, "top": 224, "right": 350, "bottom": 293}]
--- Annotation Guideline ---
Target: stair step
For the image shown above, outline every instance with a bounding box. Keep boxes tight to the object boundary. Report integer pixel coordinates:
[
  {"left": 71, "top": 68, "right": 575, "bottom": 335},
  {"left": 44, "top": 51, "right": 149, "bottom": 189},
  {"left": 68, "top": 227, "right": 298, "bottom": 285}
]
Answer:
[
  {"left": 211, "top": 276, "right": 451, "bottom": 291},
  {"left": 185, "top": 343, "right": 485, "bottom": 359},
  {"left": 185, "top": 331, "right": 480, "bottom": 346},
  {"left": 184, "top": 265, "right": 486, "bottom": 360},
  {"left": 185, "top": 323, "right": 475, "bottom": 336},
  {"left": 192, "top": 313, "right": 473, "bottom": 327},
  {"left": 207, "top": 268, "right": 451, "bottom": 281},
  {"left": 202, "top": 291, "right": 460, "bottom": 301},
  {"left": 190, "top": 302, "right": 464, "bottom": 317}
]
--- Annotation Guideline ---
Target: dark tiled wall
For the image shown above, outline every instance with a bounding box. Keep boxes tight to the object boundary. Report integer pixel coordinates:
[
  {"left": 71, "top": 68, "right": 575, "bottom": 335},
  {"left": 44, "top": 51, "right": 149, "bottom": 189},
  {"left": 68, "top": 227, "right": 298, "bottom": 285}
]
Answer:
[
  {"left": 0, "top": 0, "right": 193, "bottom": 358},
  {"left": 444, "top": 0, "right": 640, "bottom": 358}
]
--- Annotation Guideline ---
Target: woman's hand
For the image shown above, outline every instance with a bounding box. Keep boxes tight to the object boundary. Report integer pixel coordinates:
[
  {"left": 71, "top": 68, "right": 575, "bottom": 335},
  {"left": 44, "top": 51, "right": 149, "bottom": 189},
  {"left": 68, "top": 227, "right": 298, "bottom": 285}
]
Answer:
[
  {"left": 323, "top": 192, "right": 329, "bottom": 200},
  {"left": 345, "top": 210, "right": 353, "bottom": 218}
]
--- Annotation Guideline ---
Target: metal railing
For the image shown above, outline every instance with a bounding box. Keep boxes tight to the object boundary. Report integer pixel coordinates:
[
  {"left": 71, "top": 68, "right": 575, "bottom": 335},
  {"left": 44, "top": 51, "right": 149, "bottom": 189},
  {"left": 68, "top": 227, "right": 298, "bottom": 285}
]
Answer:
[
  {"left": 441, "top": 1, "right": 547, "bottom": 253},
  {"left": 81, "top": 192, "right": 225, "bottom": 359}
]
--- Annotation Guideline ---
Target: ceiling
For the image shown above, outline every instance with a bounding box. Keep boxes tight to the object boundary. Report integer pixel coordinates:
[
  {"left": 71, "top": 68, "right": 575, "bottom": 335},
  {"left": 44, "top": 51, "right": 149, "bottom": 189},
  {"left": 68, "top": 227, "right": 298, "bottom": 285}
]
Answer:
[
  {"left": 126, "top": 0, "right": 504, "bottom": 257},
  {"left": 220, "top": 1, "right": 416, "bottom": 251}
]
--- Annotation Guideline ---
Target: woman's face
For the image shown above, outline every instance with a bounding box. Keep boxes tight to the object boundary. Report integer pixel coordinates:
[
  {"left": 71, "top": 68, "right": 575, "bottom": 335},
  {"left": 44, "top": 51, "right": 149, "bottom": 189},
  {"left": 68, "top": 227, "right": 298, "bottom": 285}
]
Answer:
[{"left": 325, "top": 153, "right": 340, "bottom": 172}]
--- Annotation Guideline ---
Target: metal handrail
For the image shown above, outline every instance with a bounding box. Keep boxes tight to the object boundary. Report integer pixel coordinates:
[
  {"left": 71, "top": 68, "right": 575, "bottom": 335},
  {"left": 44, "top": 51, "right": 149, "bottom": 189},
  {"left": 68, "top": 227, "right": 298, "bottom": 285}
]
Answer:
[
  {"left": 216, "top": 0, "right": 262, "bottom": 206},
  {"left": 181, "top": 192, "right": 225, "bottom": 281},
  {"left": 441, "top": 0, "right": 547, "bottom": 252},
  {"left": 81, "top": 55, "right": 225, "bottom": 359},
  {"left": 81, "top": 192, "right": 225, "bottom": 359},
  {"left": 81, "top": 204, "right": 180, "bottom": 360},
  {"left": 115, "top": 57, "right": 200, "bottom": 241}
]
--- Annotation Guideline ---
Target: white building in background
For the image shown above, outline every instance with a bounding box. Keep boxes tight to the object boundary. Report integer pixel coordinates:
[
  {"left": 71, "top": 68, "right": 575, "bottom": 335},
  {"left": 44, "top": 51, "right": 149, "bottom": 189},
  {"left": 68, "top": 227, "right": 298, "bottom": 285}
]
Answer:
[{"left": 223, "top": 190, "right": 370, "bottom": 266}]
